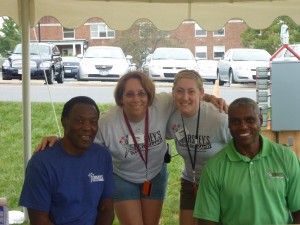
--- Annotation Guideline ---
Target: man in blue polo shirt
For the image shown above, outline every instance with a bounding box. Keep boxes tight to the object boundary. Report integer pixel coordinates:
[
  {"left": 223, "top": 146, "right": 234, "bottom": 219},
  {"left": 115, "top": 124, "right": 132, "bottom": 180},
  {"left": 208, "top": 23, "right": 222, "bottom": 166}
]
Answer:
[
  {"left": 193, "top": 97, "right": 300, "bottom": 225},
  {"left": 19, "top": 96, "right": 115, "bottom": 225}
]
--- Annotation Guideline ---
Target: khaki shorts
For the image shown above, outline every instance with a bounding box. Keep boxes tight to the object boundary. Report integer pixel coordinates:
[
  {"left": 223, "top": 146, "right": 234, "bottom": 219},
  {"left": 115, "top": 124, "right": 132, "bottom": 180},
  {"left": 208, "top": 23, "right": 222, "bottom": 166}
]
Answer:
[{"left": 180, "top": 178, "right": 198, "bottom": 210}]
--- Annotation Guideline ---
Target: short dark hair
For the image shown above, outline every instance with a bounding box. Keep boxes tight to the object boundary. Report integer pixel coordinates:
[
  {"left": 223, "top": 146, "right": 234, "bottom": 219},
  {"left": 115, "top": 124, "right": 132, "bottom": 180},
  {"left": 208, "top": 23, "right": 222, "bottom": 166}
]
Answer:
[
  {"left": 228, "top": 97, "right": 260, "bottom": 115},
  {"left": 61, "top": 96, "right": 100, "bottom": 119},
  {"left": 114, "top": 71, "right": 156, "bottom": 107}
]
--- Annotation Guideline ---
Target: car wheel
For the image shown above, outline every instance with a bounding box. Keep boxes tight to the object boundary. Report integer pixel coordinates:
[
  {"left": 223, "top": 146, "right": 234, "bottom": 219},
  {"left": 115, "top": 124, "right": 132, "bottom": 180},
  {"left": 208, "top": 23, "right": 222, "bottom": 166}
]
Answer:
[
  {"left": 229, "top": 69, "right": 235, "bottom": 86},
  {"left": 217, "top": 71, "right": 226, "bottom": 86},
  {"left": 57, "top": 68, "right": 64, "bottom": 84},
  {"left": 2, "top": 75, "right": 12, "bottom": 80},
  {"left": 46, "top": 68, "right": 54, "bottom": 84},
  {"left": 77, "top": 72, "right": 82, "bottom": 81}
]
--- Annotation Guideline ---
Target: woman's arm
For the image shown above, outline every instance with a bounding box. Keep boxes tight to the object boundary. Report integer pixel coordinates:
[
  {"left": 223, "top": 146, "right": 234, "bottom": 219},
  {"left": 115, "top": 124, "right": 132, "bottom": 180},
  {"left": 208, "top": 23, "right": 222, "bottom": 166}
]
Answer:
[
  {"left": 203, "top": 94, "right": 228, "bottom": 113},
  {"left": 35, "top": 135, "right": 60, "bottom": 151}
]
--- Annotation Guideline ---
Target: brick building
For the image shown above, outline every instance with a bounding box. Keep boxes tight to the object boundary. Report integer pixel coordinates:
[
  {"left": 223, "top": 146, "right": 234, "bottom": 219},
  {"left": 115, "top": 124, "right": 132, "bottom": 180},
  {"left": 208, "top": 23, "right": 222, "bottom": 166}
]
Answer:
[{"left": 31, "top": 16, "right": 247, "bottom": 63}]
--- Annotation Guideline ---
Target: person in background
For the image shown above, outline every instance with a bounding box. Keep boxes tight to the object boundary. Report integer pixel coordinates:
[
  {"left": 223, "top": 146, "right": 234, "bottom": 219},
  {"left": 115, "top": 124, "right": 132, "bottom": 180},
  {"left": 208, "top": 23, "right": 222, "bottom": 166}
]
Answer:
[
  {"left": 36, "top": 71, "right": 226, "bottom": 225},
  {"left": 193, "top": 97, "right": 300, "bottom": 225},
  {"left": 19, "top": 96, "right": 115, "bottom": 225},
  {"left": 166, "top": 70, "right": 231, "bottom": 225}
]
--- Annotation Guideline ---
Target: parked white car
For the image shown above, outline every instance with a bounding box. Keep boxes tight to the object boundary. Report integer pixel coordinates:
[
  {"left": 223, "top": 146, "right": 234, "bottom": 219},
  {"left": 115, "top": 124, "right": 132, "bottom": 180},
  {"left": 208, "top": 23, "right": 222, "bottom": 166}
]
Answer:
[
  {"left": 77, "top": 46, "right": 133, "bottom": 81},
  {"left": 197, "top": 59, "right": 218, "bottom": 83},
  {"left": 217, "top": 48, "right": 271, "bottom": 86},
  {"left": 148, "top": 47, "right": 199, "bottom": 81}
]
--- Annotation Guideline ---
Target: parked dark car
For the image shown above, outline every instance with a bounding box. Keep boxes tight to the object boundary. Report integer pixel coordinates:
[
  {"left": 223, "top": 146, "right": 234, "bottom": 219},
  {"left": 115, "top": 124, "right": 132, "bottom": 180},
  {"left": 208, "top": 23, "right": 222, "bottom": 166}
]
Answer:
[
  {"left": 2, "top": 42, "right": 64, "bottom": 84},
  {"left": 62, "top": 56, "right": 80, "bottom": 78}
]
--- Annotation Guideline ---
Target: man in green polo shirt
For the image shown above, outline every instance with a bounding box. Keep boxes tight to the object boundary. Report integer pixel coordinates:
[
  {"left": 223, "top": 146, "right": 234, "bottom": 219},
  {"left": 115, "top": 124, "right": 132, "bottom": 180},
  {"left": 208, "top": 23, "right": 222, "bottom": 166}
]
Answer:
[{"left": 193, "top": 97, "right": 300, "bottom": 225}]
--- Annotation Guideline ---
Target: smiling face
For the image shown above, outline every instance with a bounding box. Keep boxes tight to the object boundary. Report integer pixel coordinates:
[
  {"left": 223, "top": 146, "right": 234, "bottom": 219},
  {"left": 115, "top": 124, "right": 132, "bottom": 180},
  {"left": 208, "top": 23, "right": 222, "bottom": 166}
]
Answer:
[
  {"left": 121, "top": 78, "right": 149, "bottom": 122},
  {"left": 62, "top": 103, "right": 99, "bottom": 155},
  {"left": 228, "top": 101, "right": 263, "bottom": 156},
  {"left": 173, "top": 77, "right": 204, "bottom": 118}
]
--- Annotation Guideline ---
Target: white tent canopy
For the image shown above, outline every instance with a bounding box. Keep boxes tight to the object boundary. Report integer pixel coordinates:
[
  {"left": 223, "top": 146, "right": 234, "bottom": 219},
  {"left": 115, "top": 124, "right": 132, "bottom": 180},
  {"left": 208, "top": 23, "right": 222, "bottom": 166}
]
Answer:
[
  {"left": 0, "top": 0, "right": 300, "bottom": 188},
  {"left": 1, "top": 0, "right": 300, "bottom": 31}
]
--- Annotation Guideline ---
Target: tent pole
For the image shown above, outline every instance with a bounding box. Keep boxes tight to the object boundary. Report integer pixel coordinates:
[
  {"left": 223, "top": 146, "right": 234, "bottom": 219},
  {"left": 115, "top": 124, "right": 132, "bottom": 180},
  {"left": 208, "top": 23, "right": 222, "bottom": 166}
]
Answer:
[{"left": 20, "top": 0, "right": 31, "bottom": 221}]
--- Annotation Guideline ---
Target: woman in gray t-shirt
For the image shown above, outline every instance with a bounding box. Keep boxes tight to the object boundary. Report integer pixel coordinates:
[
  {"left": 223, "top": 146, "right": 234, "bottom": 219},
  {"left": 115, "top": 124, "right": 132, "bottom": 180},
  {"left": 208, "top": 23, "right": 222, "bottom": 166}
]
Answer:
[{"left": 166, "top": 70, "right": 231, "bottom": 225}]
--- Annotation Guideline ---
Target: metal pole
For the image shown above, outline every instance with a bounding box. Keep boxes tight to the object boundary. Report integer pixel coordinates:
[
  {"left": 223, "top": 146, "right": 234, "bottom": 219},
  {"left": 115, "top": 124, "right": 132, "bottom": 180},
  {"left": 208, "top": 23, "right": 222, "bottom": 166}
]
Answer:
[{"left": 19, "top": 0, "right": 31, "bottom": 221}]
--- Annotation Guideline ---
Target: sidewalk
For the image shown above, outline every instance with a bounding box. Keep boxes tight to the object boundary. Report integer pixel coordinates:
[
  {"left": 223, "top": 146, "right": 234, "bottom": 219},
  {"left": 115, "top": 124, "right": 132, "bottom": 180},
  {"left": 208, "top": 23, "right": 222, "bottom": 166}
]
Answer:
[{"left": 0, "top": 72, "right": 173, "bottom": 87}]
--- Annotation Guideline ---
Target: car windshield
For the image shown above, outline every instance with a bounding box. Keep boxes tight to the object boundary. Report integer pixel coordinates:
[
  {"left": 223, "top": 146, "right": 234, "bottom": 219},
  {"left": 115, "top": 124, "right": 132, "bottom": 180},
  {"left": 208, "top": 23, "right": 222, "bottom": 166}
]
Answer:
[
  {"left": 152, "top": 48, "right": 194, "bottom": 60},
  {"left": 84, "top": 48, "right": 124, "bottom": 59},
  {"left": 13, "top": 44, "right": 51, "bottom": 56},
  {"left": 232, "top": 50, "right": 270, "bottom": 61}
]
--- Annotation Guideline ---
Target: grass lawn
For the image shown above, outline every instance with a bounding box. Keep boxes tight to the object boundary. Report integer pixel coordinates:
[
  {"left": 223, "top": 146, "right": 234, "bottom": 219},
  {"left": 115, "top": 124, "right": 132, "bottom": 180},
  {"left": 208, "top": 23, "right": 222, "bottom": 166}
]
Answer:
[{"left": 0, "top": 102, "right": 183, "bottom": 225}]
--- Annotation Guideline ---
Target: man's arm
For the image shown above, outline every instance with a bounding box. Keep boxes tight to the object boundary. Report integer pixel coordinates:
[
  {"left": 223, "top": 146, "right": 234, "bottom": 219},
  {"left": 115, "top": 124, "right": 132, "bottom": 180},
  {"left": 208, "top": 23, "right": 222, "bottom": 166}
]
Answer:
[
  {"left": 95, "top": 198, "right": 114, "bottom": 225},
  {"left": 198, "top": 219, "right": 218, "bottom": 225},
  {"left": 292, "top": 210, "right": 300, "bottom": 224},
  {"left": 27, "top": 208, "right": 54, "bottom": 225}
]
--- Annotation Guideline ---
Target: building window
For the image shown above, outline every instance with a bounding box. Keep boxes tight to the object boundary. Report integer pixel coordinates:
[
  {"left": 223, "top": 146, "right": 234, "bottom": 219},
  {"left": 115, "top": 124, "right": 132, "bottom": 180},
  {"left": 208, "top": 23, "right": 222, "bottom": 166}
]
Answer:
[
  {"left": 195, "top": 46, "right": 207, "bottom": 59},
  {"left": 213, "top": 28, "right": 225, "bottom": 36},
  {"left": 213, "top": 46, "right": 225, "bottom": 59},
  {"left": 91, "top": 24, "right": 115, "bottom": 39},
  {"left": 195, "top": 24, "right": 207, "bottom": 37},
  {"left": 63, "top": 28, "right": 75, "bottom": 39}
]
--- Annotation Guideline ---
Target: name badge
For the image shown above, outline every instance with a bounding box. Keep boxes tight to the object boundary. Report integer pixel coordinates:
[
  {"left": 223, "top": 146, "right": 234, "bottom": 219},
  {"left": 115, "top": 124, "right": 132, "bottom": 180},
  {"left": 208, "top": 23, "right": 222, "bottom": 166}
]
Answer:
[
  {"left": 128, "top": 134, "right": 145, "bottom": 145},
  {"left": 175, "top": 127, "right": 189, "bottom": 141}
]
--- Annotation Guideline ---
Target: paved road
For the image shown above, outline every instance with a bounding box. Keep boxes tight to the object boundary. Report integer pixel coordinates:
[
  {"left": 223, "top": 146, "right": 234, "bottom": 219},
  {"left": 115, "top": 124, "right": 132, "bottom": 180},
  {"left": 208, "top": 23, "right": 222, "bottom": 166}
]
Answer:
[{"left": 0, "top": 76, "right": 257, "bottom": 104}]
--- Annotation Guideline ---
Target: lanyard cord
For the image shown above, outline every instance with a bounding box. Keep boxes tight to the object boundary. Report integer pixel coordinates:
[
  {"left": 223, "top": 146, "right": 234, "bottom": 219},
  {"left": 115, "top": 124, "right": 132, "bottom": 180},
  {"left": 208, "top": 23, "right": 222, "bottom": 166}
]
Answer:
[
  {"left": 123, "top": 110, "right": 149, "bottom": 173},
  {"left": 181, "top": 103, "right": 201, "bottom": 172}
]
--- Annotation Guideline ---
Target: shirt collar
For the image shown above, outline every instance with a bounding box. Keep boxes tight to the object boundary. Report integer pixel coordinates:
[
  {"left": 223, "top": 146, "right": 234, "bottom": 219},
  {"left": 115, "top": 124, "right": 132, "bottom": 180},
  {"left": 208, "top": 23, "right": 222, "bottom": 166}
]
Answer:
[{"left": 226, "top": 134, "right": 272, "bottom": 162}]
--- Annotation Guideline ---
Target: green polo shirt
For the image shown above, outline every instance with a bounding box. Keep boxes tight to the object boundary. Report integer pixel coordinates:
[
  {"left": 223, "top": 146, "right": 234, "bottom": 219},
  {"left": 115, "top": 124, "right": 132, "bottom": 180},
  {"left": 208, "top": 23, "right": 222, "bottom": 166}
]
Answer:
[{"left": 193, "top": 135, "right": 300, "bottom": 225}]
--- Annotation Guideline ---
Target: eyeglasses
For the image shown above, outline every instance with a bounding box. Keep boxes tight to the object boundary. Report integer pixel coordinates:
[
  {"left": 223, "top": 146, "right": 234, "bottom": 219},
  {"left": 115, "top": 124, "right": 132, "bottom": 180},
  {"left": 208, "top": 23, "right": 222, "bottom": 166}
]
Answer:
[{"left": 123, "top": 91, "right": 147, "bottom": 98}]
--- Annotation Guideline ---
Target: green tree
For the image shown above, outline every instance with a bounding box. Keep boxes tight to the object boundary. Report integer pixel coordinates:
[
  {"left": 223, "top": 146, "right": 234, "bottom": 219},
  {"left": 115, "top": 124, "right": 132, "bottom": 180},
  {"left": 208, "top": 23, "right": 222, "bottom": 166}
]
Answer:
[
  {"left": 0, "top": 17, "right": 21, "bottom": 57},
  {"left": 114, "top": 20, "right": 174, "bottom": 67},
  {"left": 241, "top": 16, "right": 300, "bottom": 55}
]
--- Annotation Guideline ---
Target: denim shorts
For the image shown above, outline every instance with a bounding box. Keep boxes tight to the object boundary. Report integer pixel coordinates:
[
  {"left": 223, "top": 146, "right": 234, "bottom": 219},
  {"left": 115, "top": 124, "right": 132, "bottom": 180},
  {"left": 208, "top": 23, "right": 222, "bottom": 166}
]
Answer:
[{"left": 113, "top": 163, "right": 169, "bottom": 203}]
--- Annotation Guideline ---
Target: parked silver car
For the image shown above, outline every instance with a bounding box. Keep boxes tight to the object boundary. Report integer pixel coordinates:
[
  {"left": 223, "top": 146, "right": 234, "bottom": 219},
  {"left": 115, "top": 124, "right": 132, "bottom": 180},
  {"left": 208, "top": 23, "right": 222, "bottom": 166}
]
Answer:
[
  {"left": 148, "top": 47, "right": 199, "bottom": 81},
  {"left": 77, "top": 46, "right": 133, "bottom": 81},
  {"left": 197, "top": 59, "right": 218, "bottom": 84},
  {"left": 217, "top": 48, "right": 271, "bottom": 86}
]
